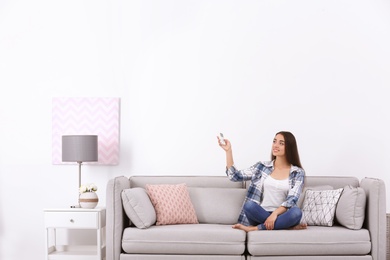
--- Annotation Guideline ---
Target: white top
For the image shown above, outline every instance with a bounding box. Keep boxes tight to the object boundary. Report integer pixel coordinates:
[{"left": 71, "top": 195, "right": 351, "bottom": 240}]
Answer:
[{"left": 261, "top": 176, "right": 289, "bottom": 211}]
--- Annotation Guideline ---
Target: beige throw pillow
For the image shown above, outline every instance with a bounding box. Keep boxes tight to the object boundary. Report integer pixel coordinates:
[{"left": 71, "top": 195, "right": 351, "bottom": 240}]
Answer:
[
  {"left": 121, "top": 188, "right": 156, "bottom": 229},
  {"left": 335, "top": 185, "right": 366, "bottom": 230}
]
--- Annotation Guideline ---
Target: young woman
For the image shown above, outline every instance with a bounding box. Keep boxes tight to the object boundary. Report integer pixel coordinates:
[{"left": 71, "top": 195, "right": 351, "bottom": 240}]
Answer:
[{"left": 218, "top": 131, "right": 307, "bottom": 232}]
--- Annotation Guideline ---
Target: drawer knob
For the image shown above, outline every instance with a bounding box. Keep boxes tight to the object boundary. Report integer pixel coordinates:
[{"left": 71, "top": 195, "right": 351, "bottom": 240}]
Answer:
[{"left": 70, "top": 219, "right": 74, "bottom": 223}]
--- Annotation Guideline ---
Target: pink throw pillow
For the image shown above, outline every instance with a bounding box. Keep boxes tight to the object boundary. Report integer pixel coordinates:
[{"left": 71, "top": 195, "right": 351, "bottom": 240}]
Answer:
[{"left": 146, "top": 183, "right": 198, "bottom": 225}]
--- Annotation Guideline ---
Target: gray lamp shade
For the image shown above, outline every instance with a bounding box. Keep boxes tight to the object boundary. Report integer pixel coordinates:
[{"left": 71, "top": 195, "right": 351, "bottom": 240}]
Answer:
[{"left": 62, "top": 135, "right": 98, "bottom": 162}]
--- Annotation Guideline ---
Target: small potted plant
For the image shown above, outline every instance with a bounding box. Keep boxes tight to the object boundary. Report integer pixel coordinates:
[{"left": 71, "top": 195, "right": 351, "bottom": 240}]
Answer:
[{"left": 79, "top": 183, "right": 99, "bottom": 209}]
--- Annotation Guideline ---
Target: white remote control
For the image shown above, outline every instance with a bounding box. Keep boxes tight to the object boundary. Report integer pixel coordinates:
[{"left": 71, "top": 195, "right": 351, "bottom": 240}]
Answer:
[{"left": 218, "top": 133, "right": 226, "bottom": 145}]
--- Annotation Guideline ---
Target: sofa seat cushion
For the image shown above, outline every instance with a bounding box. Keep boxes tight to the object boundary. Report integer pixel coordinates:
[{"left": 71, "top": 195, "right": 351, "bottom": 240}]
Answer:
[
  {"left": 122, "top": 224, "right": 246, "bottom": 255},
  {"left": 247, "top": 226, "right": 371, "bottom": 256}
]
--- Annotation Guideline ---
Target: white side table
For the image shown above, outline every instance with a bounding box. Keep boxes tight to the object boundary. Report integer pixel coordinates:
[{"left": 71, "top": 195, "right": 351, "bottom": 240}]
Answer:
[{"left": 44, "top": 208, "right": 106, "bottom": 260}]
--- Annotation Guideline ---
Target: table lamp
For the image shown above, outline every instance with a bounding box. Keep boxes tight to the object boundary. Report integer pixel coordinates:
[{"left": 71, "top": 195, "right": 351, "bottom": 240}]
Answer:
[{"left": 62, "top": 135, "right": 98, "bottom": 192}]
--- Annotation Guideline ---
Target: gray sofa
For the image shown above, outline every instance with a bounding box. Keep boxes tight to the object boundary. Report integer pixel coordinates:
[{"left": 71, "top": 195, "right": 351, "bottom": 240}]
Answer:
[{"left": 106, "top": 175, "right": 386, "bottom": 260}]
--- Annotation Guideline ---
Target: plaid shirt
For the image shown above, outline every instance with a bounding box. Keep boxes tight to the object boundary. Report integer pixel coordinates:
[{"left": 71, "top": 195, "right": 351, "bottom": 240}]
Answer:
[{"left": 226, "top": 160, "right": 305, "bottom": 226}]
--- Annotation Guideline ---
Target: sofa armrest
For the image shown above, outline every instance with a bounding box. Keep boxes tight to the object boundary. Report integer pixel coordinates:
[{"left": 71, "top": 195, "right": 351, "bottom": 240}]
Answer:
[
  {"left": 106, "top": 176, "right": 130, "bottom": 260},
  {"left": 360, "top": 177, "right": 386, "bottom": 260}
]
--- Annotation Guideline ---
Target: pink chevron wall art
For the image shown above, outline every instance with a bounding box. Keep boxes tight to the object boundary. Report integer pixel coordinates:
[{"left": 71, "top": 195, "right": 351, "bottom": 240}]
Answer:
[{"left": 52, "top": 97, "right": 120, "bottom": 165}]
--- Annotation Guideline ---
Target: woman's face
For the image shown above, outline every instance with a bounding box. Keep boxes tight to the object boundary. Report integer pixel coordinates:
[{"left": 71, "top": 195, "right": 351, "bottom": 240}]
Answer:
[{"left": 272, "top": 134, "right": 286, "bottom": 157}]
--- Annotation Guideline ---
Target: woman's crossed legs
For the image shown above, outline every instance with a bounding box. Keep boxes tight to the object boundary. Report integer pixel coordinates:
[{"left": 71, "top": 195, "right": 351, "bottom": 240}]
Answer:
[{"left": 232, "top": 200, "right": 307, "bottom": 232}]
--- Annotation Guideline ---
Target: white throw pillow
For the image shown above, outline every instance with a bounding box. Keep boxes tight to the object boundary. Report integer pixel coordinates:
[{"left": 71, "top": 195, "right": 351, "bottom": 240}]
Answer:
[
  {"left": 297, "top": 185, "right": 333, "bottom": 208},
  {"left": 301, "top": 188, "right": 343, "bottom": 226},
  {"left": 335, "top": 185, "right": 366, "bottom": 230},
  {"left": 121, "top": 188, "right": 156, "bottom": 229}
]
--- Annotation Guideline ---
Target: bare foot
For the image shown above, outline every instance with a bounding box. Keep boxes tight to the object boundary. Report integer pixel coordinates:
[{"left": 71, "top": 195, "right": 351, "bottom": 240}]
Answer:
[
  {"left": 232, "top": 223, "right": 258, "bottom": 232},
  {"left": 289, "top": 223, "right": 307, "bottom": 230}
]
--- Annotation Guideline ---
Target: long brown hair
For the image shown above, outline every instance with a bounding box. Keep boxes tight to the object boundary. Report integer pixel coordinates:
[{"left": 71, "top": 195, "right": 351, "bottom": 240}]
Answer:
[{"left": 271, "top": 131, "right": 303, "bottom": 168}]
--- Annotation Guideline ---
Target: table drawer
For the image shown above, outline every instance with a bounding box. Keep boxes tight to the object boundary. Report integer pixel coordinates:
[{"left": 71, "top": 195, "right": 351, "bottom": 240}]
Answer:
[{"left": 45, "top": 212, "right": 99, "bottom": 229}]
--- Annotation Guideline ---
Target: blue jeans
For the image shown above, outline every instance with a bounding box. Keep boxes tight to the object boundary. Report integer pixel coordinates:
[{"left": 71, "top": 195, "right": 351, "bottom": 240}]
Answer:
[{"left": 243, "top": 200, "right": 302, "bottom": 230}]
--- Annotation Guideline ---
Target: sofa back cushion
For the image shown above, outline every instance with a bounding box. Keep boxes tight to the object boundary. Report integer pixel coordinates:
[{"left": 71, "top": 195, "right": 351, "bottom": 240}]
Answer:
[
  {"left": 128, "top": 176, "right": 247, "bottom": 225},
  {"left": 188, "top": 187, "right": 247, "bottom": 224}
]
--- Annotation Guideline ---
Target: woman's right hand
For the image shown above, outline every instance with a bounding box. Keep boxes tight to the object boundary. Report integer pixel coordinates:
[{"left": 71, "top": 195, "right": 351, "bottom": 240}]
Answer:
[
  {"left": 217, "top": 137, "right": 232, "bottom": 152},
  {"left": 217, "top": 137, "right": 234, "bottom": 169}
]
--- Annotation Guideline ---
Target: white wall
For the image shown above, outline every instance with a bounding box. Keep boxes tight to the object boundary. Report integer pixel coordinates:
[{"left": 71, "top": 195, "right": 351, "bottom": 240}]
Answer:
[{"left": 0, "top": 0, "right": 389, "bottom": 259}]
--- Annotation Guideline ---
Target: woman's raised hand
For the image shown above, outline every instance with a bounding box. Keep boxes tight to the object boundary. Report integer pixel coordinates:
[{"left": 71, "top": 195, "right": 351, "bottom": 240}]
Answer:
[
  {"left": 217, "top": 137, "right": 231, "bottom": 152},
  {"left": 217, "top": 137, "right": 234, "bottom": 169}
]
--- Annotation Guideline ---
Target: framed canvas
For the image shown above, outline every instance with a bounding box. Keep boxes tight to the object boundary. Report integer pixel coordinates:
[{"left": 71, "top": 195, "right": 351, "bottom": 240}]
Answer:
[{"left": 52, "top": 97, "right": 120, "bottom": 165}]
